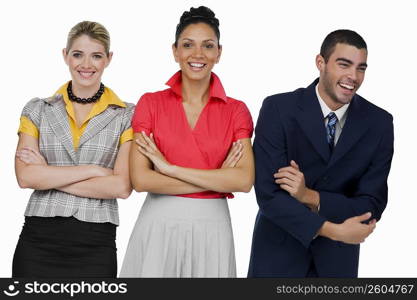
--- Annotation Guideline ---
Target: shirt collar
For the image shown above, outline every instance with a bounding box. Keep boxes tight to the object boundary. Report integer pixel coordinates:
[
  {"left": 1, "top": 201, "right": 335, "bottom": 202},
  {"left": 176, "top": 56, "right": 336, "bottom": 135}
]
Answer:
[
  {"left": 165, "top": 71, "right": 228, "bottom": 103},
  {"left": 52, "top": 81, "right": 126, "bottom": 123},
  {"left": 315, "top": 84, "right": 349, "bottom": 128}
]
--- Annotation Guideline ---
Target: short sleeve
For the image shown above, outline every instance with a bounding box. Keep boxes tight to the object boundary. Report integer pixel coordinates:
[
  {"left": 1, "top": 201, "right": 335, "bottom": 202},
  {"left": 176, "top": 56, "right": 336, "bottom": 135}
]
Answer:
[
  {"left": 131, "top": 93, "right": 153, "bottom": 134},
  {"left": 18, "top": 98, "right": 44, "bottom": 138},
  {"left": 18, "top": 116, "right": 39, "bottom": 138},
  {"left": 119, "top": 102, "right": 135, "bottom": 145},
  {"left": 233, "top": 101, "right": 254, "bottom": 140}
]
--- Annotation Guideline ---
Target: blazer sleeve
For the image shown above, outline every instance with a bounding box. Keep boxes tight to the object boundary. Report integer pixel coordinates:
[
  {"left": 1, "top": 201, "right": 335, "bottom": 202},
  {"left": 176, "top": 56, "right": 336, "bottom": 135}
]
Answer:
[
  {"left": 318, "top": 115, "right": 394, "bottom": 222},
  {"left": 254, "top": 97, "right": 326, "bottom": 248}
]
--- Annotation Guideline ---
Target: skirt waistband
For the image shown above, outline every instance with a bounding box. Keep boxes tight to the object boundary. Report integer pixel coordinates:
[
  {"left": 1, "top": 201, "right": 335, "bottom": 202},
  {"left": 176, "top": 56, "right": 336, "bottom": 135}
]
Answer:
[
  {"left": 21, "top": 216, "right": 116, "bottom": 246},
  {"left": 24, "top": 216, "right": 116, "bottom": 231},
  {"left": 139, "top": 193, "right": 230, "bottom": 222}
]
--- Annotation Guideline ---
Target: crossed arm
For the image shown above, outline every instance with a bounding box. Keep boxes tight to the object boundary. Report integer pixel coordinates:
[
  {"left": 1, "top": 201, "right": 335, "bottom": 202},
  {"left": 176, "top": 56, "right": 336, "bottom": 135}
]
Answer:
[
  {"left": 274, "top": 160, "right": 377, "bottom": 244},
  {"left": 129, "top": 132, "right": 254, "bottom": 195},
  {"left": 254, "top": 99, "right": 393, "bottom": 247},
  {"left": 273, "top": 122, "right": 393, "bottom": 244},
  {"left": 15, "top": 133, "right": 132, "bottom": 199}
]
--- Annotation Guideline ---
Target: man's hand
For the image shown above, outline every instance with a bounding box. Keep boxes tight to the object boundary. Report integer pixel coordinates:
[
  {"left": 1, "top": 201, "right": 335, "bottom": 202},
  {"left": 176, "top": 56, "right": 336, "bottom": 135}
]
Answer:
[
  {"left": 319, "top": 212, "right": 377, "bottom": 244},
  {"left": 274, "top": 160, "right": 320, "bottom": 211}
]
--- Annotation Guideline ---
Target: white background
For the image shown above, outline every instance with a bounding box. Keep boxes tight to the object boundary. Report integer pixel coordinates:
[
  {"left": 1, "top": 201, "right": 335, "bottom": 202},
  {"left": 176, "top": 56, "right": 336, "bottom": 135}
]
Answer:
[{"left": 0, "top": 0, "right": 415, "bottom": 277}]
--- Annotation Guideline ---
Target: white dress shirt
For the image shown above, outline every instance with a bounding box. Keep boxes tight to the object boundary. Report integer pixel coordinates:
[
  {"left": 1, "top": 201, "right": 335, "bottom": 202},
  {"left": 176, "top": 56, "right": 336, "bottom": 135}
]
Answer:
[
  {"left": 315, "top": 84, "right": 349, "bottom": 145},
  {"left": 313, "top": 85, "right": 350, "bottom": 217}
]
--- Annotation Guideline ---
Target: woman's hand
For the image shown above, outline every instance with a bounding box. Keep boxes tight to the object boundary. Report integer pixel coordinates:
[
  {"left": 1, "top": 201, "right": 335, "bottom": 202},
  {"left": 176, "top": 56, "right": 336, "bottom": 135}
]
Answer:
[
  {"left": 221, "top": 140, "right": 243, "bottom": 168},
  {"left": 135, "top": 131, "right": 174, "bottom": 176},
  {"left": 16, "top": 147, "right": 47, "bottom": 165}
]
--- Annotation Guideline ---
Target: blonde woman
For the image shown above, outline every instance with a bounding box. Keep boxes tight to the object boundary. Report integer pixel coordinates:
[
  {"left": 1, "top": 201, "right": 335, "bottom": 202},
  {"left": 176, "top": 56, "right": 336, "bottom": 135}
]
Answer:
[{"left": 13, "top": 21, "right": 134, "bottom": 278}]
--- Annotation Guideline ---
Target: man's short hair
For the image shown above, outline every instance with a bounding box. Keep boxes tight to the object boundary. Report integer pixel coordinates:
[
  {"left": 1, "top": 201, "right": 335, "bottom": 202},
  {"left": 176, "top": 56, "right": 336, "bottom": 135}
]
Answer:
[{"left": 320, "top": 29, "right": 367, "bottom": 62}]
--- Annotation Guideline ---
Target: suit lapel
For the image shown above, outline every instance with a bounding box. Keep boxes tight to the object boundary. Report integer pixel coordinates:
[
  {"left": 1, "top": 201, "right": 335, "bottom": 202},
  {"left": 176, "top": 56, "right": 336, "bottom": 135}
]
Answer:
[
  {"left": 44, "top": 95, "right": 77, "bottom": 163},
  {"left": 295, "top": 80, "right": 331, "bottom": 163},
  {"left": 328, "top": 95, "right": 369, "bottom": 168},
  {"left": 78, "top": 106, "right": 119, "bottom": 148}
]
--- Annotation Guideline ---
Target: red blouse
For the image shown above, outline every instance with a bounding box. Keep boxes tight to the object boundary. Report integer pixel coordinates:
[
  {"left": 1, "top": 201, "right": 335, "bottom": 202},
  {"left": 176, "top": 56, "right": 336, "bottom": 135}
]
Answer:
[{"left": 132, "top": 71, "right": 253, "bottom": 198}]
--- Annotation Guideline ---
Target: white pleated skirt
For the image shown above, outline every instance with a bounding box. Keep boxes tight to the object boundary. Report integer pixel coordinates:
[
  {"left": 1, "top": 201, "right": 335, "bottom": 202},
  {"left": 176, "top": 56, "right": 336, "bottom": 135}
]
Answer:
[{"left": 119, "top": 193, "right": 236, "bottom": 278}]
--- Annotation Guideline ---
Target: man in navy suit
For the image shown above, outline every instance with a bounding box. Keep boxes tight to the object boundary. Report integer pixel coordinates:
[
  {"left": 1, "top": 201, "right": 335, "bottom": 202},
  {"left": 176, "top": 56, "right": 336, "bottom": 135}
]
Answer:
[{"left": 248, "top": 30, "right": 394, "bottom": 277}]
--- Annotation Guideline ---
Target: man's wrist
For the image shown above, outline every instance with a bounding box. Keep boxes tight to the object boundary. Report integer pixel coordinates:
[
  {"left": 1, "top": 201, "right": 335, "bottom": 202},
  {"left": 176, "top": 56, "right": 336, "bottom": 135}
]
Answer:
[
  {"left": 300, "top": 188, "right": 320, "bottom": 211},
  {"left": 318, "top": 221, "right": 340, "bottom": 241}
]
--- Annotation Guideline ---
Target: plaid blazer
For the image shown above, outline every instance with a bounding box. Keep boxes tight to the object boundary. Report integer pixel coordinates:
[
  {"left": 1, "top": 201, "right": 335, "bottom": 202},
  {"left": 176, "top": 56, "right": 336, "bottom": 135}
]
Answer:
[{"left": 20, "top": 94, "right": 134, "bottom": 225}]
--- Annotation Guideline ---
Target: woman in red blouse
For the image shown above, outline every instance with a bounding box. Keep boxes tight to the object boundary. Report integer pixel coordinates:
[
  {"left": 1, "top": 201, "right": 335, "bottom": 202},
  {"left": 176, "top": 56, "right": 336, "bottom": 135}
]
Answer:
[{"left": 120, "top": 6, "right": 254, "bottom": 278}]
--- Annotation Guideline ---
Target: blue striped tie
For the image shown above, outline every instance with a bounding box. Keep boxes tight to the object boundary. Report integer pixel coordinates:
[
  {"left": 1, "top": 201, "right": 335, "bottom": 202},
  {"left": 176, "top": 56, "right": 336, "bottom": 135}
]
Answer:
[{"left": 326, "top": 112, "right": 338, "bottom": 150}]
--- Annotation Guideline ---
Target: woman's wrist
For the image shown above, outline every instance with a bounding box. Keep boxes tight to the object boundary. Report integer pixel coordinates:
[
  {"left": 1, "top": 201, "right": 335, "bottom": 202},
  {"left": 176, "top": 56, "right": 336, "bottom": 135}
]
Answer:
[
  {"left": 82, "top": 165, "right": 112, "bottom": 178},
  {"left": 164, "top": 164, "right": 178, "bottom": 178}
]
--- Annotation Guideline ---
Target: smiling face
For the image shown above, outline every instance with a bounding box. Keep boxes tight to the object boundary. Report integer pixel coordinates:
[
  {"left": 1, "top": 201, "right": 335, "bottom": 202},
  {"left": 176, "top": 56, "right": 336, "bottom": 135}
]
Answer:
[
  {"left": 172, "top": 22, "right": 221, "bottom": 82},
  {"left": 63, "top": 34, "right": 112, "bottom": 93},
  {"left": 316, "top": 43, "right": 368, "bottom": 110}
]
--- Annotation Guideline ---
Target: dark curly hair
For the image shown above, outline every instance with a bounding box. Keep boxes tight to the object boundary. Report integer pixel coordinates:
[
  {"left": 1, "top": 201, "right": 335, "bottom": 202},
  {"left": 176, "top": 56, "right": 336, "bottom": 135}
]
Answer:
[{"left": 174, "top": 6, "right": 220, "bottom": 47}]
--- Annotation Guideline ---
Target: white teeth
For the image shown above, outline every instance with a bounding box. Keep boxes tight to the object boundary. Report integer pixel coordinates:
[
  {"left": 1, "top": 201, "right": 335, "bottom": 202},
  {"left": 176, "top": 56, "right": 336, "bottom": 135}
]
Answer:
[
  {"left": 190, "top": 63, "right": 205, "bottom": 68},
  {"left": 339, "top": 83, "right": 354, "bottom": 90},
  {"left": 79, "top": 71, "right": 94, "bottom": 78}
]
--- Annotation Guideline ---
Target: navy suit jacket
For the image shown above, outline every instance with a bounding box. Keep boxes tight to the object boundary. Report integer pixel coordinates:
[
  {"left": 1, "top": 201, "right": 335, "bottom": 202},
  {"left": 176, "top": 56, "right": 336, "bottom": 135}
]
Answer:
[{"left": 248, "top": 79, "right": 394, "bottom": 277}]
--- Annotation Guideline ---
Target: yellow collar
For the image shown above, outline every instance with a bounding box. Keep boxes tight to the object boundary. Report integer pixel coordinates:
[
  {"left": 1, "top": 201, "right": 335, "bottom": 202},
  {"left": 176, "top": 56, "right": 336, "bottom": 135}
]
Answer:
[{"left": 53, "top": 82, "right": 126, "bottom": 125}]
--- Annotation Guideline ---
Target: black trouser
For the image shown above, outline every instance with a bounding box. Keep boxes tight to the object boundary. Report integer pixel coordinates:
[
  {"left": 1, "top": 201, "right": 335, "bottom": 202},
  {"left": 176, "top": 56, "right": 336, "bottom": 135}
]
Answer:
[{"left": 12, "top": 216, "right": 117, "bottom": 278}]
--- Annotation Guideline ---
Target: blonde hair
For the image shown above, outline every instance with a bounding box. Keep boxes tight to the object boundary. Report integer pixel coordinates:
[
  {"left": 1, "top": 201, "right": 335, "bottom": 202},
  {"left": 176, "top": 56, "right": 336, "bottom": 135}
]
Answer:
[{"left": 66, "top": 21, "right": 110, "bottom": 56}]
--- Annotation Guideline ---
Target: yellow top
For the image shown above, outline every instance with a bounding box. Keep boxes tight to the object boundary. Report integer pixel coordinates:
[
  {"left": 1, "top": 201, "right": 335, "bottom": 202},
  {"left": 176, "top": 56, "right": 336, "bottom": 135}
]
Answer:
[{"left": 18, "top": 82, "right": 133, "bottom": 149}]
